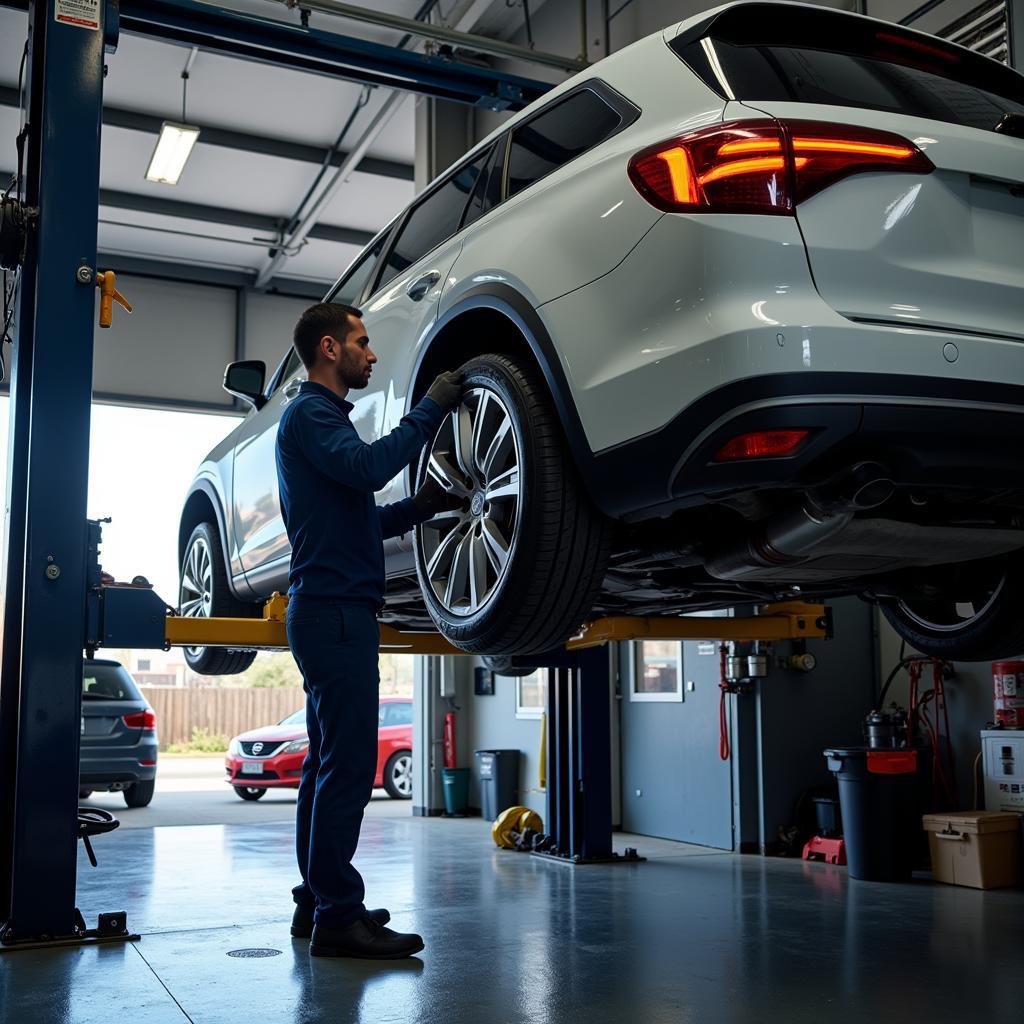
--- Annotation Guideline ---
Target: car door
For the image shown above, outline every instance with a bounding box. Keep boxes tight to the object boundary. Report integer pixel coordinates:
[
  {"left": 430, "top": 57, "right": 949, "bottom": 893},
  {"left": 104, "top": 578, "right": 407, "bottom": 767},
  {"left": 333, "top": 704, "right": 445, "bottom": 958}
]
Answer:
[
  {"left": 231, "top": 230, "right": 392, "bottom": 587},
  {"left": 359, "top": 145, "right": 495, "bottom": 562}
]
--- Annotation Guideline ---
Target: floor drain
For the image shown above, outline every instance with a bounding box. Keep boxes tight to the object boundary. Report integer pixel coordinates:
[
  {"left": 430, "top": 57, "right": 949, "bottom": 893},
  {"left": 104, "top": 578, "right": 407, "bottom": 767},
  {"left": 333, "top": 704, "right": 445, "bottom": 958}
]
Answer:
[{"left": 227, "top": 948, "right": 283, "bottom": 959}]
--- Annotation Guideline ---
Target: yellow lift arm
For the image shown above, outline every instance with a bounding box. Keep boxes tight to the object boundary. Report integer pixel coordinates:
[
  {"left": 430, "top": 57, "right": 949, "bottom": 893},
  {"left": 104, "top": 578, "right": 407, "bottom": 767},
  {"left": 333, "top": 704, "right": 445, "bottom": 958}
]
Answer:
[{"left": 163, "top": 594, "right": 830, "bottom": 655}]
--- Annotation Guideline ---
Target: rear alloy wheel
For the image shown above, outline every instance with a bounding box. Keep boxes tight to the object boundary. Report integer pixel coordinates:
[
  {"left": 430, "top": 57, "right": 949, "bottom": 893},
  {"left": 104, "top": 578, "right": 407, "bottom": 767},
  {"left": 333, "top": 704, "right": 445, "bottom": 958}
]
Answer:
[
  {"left": 384, "top": 751, "right": 413, "bottom": 800},
  {"left": 414, "top": 354, "right": 611, "bottom": 655},
  {"left": 881, "top": 557, "right": 1024, "bottom": 660},
  {"left": 235, "top": 786, "right": 267, "bottom": 801},
  {"left": 179, "top": 522, "right": 258, "bottom": 676},
  {"left": 123, "top": 779, "right": 155, "bottom": 808}
]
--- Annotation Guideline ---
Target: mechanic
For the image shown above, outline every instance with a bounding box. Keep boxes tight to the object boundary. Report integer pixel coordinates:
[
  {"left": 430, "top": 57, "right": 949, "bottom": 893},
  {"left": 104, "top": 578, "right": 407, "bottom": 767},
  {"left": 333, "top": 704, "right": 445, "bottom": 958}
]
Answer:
[{"left": 276, "top": 301, "right": 463, "bottom": 960}]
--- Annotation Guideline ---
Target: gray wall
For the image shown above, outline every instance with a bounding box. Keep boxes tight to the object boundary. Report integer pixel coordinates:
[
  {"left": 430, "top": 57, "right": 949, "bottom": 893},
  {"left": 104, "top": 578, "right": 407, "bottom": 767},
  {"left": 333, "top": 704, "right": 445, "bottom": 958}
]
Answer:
[
  {"left": 877, "top": 616, "right": 1006, "bottom": 809},
  {"left": 463, "top": 664, "right": 548, "bottom": 819}
]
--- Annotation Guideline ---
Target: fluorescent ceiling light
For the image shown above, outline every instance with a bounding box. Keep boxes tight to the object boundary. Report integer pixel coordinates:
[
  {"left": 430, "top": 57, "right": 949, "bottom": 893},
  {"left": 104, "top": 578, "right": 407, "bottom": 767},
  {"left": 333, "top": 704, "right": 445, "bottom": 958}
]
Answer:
[{"left": 145, "top": 122, "right": 200, "bottom": 185}]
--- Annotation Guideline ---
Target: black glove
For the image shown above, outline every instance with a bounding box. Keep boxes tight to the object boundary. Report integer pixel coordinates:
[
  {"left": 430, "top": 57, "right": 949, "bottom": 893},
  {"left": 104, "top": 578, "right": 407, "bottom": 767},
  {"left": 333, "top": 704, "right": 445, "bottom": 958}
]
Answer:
[
  {"left": 412, "top": 475, "right": 465, "bottom": 520},
  {"left": 425, "top": 369, "right": 464, "bottom": 412}
]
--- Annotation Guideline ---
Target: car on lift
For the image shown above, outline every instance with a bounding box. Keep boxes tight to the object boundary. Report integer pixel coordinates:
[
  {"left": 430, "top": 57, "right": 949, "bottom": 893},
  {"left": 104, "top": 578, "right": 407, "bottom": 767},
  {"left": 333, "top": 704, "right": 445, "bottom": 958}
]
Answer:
[
  {"left": 79, "top": 659, "right": 158, "bottom": 808},
  {"left": 224, "top": 697, "right": 414, "bottom": 800},
  {"left": 179, "top": 1, "right": 1024, "bottom": 670}
]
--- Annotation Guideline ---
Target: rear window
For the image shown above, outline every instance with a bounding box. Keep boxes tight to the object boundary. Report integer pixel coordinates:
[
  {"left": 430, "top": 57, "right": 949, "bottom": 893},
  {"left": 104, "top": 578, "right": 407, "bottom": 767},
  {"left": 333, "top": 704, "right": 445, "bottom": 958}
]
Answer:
[
  {"left": 82, "top": 662, "right": 141, "bottom": 701},
  {"left": 506, "top": 87, "right": 624, "bottom": 199},
  {"left": 672, "top": 3, "right": 1024, "bottom": 134}
]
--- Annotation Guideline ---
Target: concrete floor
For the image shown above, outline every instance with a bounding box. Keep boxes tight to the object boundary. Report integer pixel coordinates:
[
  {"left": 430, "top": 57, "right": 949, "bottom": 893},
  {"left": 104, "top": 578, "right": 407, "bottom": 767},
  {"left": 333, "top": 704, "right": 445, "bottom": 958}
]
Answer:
[
  {"left": 81, "top": 756, "right": 407, "bottom": 828},
  {"left": 1, "top": 816, "right": 1022, "bottom": 1024}
]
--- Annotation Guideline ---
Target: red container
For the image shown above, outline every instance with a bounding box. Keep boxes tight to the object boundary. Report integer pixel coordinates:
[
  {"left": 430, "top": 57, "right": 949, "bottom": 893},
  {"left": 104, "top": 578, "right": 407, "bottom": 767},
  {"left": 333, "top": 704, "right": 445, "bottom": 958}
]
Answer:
[{"left": 992, "top": 662, "right": 1024, "bottom": 729}]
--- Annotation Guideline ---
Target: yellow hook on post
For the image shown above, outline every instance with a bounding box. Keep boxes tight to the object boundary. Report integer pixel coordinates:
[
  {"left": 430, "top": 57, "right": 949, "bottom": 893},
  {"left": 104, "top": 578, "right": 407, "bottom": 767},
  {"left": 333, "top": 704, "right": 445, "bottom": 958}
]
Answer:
[{"left": 95, "top": 270, "right": 133, "bottom": 328}]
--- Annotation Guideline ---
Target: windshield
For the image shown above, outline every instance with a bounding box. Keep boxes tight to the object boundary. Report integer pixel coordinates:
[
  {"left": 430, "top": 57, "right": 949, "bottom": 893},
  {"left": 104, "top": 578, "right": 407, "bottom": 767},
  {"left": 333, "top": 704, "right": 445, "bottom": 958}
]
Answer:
[
  {"left": 82, "top": 662, "right": 141, "bottom": 701},
  {"left": 280, "top": 708, "right": 306, "bottom": 725}
]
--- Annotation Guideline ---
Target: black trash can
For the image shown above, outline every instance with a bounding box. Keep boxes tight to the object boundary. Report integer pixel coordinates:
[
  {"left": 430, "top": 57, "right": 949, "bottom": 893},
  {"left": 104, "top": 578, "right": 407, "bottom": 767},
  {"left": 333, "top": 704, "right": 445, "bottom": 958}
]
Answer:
[
  {"left": 824, "top": 747, "right": 918, "bottom": 882},
  {"left": 475, "top": 749, "right": 520, "bottom": 822}
]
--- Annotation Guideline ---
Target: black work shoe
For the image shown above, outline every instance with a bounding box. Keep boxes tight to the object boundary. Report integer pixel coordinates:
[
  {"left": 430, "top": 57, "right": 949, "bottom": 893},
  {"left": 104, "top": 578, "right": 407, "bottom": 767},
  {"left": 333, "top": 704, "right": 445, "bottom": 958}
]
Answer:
[
  {"left": 310, "top": 917, "right": 424, "bottom": 960},
  {"left": 291, "top": 905, "right": 390, "bottom": 939}
]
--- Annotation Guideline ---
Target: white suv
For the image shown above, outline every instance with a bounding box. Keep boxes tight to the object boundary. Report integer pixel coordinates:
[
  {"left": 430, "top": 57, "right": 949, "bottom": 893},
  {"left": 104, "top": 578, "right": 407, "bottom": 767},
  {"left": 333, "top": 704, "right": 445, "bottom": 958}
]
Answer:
[{"left": 179, "top": 1, "right": 1024, "bottom": 672}]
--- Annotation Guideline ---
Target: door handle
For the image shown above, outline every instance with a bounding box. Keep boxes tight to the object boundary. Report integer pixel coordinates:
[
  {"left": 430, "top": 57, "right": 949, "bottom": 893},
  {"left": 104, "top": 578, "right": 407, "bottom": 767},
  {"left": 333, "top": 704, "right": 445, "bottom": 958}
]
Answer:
[
  {"left": 406, "top": 270, "right": 441, "bottom": 302},
  {"left": 282, "top": 378, "right": 302, "bottom": 401}
]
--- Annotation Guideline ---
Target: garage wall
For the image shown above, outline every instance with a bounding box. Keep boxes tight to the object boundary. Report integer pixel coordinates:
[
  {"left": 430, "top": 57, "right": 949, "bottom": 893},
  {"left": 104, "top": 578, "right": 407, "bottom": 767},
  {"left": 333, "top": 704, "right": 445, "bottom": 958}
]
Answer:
[
  {"left": 877, "top": 616, "right": 1006, "bottom": 809},
  {"left": 463, "top": 662, "right": 548, "bottom": 819},
  {"left": 243, "top": 291, "right": 314, "bottom": 380},
  {"left": 83, "top": 275, "right": 319, "bottom": 413}
]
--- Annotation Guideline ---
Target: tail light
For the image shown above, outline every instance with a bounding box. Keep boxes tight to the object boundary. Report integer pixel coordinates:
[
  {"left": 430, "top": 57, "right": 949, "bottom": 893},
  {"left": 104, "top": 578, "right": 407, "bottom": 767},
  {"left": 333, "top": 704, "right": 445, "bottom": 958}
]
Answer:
[
  {"left": 714, "top": 430, "right": 810, "bottom": 462},
  {"left": 123, "top": 709, "right": 156, "bottom": 731},
  {"left": 628, "top": 120, "right": 933, "bottom": 214}
]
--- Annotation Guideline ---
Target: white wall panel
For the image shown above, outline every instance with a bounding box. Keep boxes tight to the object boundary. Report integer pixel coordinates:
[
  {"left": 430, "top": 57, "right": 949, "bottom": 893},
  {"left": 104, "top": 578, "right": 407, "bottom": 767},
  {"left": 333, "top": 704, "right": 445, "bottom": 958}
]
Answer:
[
  {"left": 92, "top": 275, "right": 236, "bottom": 410},
  {"left": 243, "top": 291, "right": 313, "bottom": 376}
]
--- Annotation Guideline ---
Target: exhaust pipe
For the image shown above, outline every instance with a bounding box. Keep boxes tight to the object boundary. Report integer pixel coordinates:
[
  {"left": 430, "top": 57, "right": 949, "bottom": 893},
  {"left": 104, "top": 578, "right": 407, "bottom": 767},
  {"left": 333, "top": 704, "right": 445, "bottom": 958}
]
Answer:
[{"left": 707, "top": 463, "right": 894, "bottom": 580}]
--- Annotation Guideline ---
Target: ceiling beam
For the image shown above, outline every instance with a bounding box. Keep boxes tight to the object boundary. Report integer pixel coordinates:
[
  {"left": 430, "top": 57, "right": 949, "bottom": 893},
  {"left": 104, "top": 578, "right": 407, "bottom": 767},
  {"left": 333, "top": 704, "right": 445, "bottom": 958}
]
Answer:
[
  {"left": 2, "top": 165, "right": 371, "bottom": 261},
  {"left": 0, "top": 85, "right": 414, "bottom": 181},
  {"left": 95, "top": 251, "right": 328, "bottom": 298},
  {"left": 95, "top": 182, "right": 375, "bottom": 247}
]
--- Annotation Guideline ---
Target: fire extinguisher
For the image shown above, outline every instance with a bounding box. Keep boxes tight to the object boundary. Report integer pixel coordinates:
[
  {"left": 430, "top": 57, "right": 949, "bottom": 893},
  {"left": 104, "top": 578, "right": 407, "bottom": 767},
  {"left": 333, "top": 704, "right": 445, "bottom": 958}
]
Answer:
[{"left": 443, "top": 711, "right": 457, "bottom": 769}]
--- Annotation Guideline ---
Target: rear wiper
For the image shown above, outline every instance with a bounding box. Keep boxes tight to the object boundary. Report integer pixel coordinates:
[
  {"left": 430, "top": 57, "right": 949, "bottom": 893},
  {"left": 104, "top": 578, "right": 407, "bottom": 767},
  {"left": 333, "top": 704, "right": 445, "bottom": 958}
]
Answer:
[{"left": 994, "top": 113, "right": 1024, "bottom": 140}]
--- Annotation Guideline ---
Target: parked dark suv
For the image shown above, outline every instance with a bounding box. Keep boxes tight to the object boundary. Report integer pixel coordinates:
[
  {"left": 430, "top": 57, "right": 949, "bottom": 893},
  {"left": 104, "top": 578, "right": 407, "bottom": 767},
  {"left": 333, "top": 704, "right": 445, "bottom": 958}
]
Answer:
[{"left": 79, "top": 659, "right": 158, "bottom": 809}]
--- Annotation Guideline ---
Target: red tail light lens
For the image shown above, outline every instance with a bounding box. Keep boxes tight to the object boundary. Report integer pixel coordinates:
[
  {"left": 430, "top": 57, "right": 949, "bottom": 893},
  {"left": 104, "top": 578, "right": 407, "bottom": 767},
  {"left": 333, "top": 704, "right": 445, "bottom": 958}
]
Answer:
[
  {"left": 123, "top": 709, "right": 156, "bottom": 731},
  {"left": 714, "top": 430, "right": 810, "bottom": 462},
  {"left": 628, "top": 120, "right": 933, "bottom": 214},
  {"left": 629, "top": 122, "right": 792, "bottom": 214}
]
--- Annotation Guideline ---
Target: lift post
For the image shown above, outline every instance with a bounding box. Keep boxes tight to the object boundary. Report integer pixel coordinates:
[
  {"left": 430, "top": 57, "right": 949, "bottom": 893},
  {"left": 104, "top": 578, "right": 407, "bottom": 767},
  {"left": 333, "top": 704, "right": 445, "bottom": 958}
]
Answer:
[{"left": 0, "top": 0, "right": 114, "bottom": 945}]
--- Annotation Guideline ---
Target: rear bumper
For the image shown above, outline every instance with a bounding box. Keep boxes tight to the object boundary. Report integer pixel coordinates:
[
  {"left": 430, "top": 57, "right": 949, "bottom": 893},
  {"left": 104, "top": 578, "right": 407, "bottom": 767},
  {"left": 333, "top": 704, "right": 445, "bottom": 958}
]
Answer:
[
  {"left": 80, "top": 745, "right": 157, "bottom": 788},
  {"left": 225, "top": 752, "right": 304, "bottom": 788},
  {"left": 592, "top": 371, "right": 1024, "bottom": 520}
]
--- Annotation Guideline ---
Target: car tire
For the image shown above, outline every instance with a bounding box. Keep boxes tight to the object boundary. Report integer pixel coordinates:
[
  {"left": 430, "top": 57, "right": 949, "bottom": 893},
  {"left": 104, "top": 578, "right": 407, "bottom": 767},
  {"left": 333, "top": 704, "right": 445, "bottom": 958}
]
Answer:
[
  {"left": 383, "top": 751, "right": 413, "bottom": 800},
  {"left": 179, "top": 521, "right": 259, "bottom": 676},
  {"left": 234, "top": 786, "right": 267, "bottom": 801},
  {"left": 123, "top": 779, "right": 155, "bottom": 808},
  {"left": 414, "top": 354, "right": 611, "bottom": 655},
  {"left": 881, "top": 557, "right": 1024, "bottom": 661},
  {"left": 482, "top": 655, "right": 539, "bottom": 678}
]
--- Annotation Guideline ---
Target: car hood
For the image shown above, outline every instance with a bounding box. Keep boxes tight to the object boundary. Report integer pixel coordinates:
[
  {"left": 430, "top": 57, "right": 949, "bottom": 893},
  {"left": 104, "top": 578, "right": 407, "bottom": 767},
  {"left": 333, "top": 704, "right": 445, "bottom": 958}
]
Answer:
[{"left": 234, "top": 724, "right": 307, "bottom": 743}]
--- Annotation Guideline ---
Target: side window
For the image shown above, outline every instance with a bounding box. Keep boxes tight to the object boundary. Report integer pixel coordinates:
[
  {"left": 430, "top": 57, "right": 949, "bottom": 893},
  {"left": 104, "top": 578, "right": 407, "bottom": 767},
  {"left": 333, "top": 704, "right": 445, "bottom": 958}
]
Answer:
[
  {"left": 506, "top": 88, "right": 623, "bottom": 199},
  {"left": 376, "top": 149, "right": 490, "bottom": 291},
  {"left": 270, "top": 349, "right": 303, "bottom": 395},
  {"left": 460, "top": 137, "right": 506, "bottom": 231},
  {"left": 388, "top": 702, "right": 413, "bottom": 726},
  {"left": 332, "top": 229, "right": 390, "bottom": 306}
]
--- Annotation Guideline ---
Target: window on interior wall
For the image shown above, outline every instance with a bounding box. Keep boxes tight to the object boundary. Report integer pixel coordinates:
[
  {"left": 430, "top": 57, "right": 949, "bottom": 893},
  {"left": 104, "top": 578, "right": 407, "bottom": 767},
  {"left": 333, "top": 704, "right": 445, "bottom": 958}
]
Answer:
[
  {"left": 515, "top": 669, "right": 548, "bottom": 719},
  {"left": 630, "top": 641, "right": 684, "bottom": 702}
]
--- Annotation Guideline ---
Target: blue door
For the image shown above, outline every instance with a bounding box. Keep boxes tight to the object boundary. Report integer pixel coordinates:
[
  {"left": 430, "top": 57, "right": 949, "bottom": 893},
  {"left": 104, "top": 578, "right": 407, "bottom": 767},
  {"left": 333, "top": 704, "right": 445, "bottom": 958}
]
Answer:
[{"left": 620, "top": 637, "right": 734, "bottom": 848}]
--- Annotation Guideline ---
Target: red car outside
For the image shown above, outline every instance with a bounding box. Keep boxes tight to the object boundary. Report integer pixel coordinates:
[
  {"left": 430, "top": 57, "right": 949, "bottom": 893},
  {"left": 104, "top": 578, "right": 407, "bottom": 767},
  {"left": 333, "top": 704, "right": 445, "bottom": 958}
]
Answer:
[{"left": 225, "top": 697, "right": 413, "bottom": 801}]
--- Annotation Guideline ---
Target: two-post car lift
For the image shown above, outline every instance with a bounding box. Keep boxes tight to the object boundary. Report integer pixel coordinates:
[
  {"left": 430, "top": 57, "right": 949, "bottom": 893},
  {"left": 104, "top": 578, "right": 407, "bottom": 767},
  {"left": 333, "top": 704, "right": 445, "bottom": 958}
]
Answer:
[{"left": 0, "top": 0, "right": 831, "bottom": 951}]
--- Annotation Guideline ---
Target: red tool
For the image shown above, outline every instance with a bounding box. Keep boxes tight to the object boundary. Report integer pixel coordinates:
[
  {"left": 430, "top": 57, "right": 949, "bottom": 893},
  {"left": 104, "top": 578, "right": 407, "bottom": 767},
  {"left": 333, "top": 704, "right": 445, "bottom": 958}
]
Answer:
[
  {"left": 802, "top": 836, "right": 847, "bottom": 866},
  {"left": 443, "top": 711, "right": 457, "bottom": 770}
]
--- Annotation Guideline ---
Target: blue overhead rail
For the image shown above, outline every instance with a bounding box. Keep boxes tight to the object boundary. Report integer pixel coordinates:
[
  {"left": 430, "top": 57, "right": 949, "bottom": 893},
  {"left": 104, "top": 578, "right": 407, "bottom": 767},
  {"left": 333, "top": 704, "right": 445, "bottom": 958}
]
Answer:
[{"left": 0, "top": 0, "right": 557, "bottom": 110}]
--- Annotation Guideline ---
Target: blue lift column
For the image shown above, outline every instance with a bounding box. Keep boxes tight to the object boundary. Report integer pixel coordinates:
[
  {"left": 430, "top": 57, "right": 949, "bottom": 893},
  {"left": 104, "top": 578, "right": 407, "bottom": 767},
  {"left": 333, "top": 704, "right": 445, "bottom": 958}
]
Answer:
[{"left": 0, "top": 0, "right": 112, "bottom": 943}]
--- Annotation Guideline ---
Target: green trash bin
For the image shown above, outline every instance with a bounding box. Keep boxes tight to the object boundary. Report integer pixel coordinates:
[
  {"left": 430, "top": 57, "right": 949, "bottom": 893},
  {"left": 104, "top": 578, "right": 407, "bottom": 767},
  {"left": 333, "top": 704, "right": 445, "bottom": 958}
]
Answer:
[{"left": 442, "top": 767, "right": 469, "bottom": 815}]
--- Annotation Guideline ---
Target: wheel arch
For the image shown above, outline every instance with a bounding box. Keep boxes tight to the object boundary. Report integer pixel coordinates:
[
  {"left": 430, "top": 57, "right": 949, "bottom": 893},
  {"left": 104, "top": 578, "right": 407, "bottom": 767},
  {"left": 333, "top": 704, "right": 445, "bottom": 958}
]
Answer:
[
  {"left": 178, "top": 482, "right": 239, "bottom": 598},
  {"left": 407, "top": 284, "right": 598, "bottom": 498}
]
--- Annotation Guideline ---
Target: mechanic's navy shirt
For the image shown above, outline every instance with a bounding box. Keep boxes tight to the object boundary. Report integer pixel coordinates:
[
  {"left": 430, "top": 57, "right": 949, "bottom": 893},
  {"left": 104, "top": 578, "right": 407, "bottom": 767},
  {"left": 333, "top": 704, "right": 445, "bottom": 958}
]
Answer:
[{"left": 276, "top": 381, "right": 445, "bottom": 604}]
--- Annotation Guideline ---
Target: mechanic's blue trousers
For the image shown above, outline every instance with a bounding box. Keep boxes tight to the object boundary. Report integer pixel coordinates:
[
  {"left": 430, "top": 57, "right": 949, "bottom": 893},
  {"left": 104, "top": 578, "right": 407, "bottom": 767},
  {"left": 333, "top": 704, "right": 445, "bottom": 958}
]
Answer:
[{"left": 287, "top": 596, "right": 380, "bottom": 928}]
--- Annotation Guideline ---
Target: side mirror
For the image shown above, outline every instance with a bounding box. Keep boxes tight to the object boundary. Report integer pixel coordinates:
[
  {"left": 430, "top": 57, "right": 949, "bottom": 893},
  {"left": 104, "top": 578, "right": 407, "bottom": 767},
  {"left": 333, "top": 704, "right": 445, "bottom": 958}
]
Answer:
[{"left": 223, "top": 360, "right": 266, "bottom": 410}]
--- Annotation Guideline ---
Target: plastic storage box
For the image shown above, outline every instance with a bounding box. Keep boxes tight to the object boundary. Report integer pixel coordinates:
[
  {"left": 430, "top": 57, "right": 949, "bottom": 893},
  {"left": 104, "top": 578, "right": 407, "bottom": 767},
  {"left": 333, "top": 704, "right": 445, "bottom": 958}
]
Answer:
[{"left": 922, "top": 811, "right": 1022, "bottom": 889}]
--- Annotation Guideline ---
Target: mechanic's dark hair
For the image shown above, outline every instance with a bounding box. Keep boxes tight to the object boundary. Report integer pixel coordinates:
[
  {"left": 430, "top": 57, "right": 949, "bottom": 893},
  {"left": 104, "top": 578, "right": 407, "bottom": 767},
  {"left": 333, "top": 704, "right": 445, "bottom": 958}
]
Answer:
[{"left": 293, "top": 302, "right": 363, "bottom": 369}]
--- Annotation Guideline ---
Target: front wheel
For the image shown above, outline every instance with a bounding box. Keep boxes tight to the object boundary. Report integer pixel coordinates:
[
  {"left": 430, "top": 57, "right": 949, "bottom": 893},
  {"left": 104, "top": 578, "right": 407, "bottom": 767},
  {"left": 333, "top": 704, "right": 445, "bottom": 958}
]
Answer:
[
  {"left": 414, "top": 354, "right": 611, "bottom": 655},
  {"left": 179, "top": 522, "right": 258, "bottom": 676},
  {"left": 881, "top": 557, "right": 1024, "bottom": 661},
  {"left": 383, "top": 751, "right": 413, "bottom": 800},
  {"left": 234, "top": 786, "right": 267, "bottom": 801}
]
